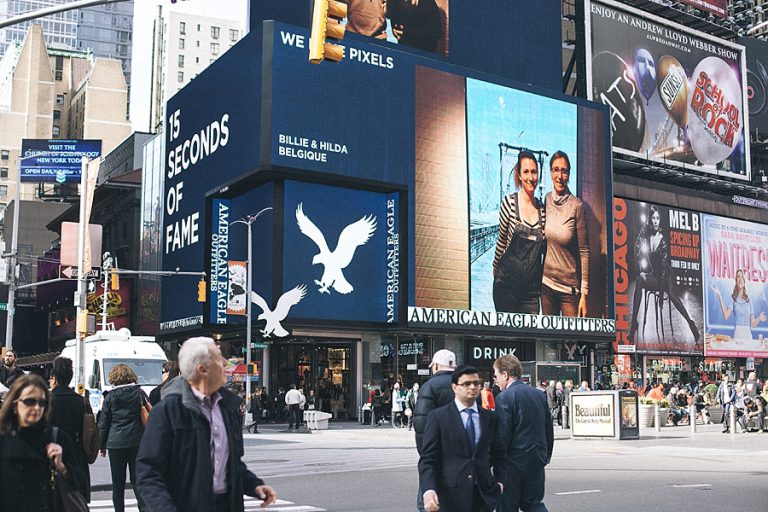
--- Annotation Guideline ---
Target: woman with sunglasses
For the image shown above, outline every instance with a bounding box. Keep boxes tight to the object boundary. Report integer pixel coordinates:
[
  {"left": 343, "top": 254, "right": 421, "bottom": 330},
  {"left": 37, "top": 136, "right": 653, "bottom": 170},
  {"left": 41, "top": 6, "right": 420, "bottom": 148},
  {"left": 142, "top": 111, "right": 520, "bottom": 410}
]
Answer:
[
  {"left": 148, "top": 361, "right": 179, "bottom": 406},
  {"left": 0, "top": 374, "right": 84, "bottom": 511}
]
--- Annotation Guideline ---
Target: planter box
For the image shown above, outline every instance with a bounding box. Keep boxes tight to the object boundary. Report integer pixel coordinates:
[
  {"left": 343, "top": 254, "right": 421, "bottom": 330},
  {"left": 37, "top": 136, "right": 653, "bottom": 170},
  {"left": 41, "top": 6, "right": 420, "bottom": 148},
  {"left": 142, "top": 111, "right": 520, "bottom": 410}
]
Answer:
[
  {"left": 709, "top": 405, "right": 723, "bottom": 424},
  {"left": 639, "top": 404, "right": 668, "bottom": 427}
]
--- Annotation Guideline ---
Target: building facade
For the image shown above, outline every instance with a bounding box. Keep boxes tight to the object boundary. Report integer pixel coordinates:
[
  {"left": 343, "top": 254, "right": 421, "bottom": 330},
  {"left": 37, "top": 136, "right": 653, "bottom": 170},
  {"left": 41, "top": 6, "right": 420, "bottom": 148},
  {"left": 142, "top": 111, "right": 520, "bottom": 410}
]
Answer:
[
  {"left": 149, "top": 8, "right": 244, "bottom": 132},
  {"left": 0, "top": 24, "right": 131, "bottom": 204},
  {"left": 0, "top": 0, "right": 133, "bottom": 84}
]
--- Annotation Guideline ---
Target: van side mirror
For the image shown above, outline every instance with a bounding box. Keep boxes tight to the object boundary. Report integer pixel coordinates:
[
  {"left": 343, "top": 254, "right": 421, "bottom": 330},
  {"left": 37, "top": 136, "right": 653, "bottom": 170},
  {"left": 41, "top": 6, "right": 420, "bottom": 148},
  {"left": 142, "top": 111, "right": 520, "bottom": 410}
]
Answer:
[{"left": 88, "top": 374, "right": 98, "bottom": 389}]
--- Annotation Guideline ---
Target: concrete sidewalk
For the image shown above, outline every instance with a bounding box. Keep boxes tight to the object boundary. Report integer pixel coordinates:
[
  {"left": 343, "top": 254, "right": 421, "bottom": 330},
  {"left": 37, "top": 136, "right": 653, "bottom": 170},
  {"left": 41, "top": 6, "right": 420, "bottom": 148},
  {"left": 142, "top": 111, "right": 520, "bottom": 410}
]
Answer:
[{"left": 90, "top": 419, "right": 759, "bottom": 491}]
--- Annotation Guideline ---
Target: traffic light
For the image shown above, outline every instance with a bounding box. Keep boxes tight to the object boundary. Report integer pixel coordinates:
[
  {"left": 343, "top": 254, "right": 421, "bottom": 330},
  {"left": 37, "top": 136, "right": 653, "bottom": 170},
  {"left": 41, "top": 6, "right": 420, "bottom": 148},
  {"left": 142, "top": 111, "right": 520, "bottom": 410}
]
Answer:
[
  {"left": 246, "top": 363, "right": 258, "bottom": 375},
  {"left": 197, "top": 278, "right": 206, "bottom": 302},
  {"left": 309, "top": 0, "right": 347, "bottom": 64},
  {"left": 110, "top": 271, "right": 120, "bottom": 291}
]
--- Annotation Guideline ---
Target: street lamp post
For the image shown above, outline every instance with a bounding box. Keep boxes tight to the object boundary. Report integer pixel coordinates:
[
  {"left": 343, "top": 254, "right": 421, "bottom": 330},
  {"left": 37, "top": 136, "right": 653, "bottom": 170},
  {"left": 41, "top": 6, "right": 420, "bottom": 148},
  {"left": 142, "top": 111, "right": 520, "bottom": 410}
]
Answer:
[{"left": 232, "top": 207, "right": 272, "bottom": 424}]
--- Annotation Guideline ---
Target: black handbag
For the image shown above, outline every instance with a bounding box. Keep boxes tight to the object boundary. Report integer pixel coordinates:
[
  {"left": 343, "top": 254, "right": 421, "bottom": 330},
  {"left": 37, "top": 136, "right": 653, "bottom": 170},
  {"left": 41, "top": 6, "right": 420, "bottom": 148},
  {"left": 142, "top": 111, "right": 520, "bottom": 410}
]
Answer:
[
  {"left": 493, "top": 193, "right": 546, "bottom": 311},
  {"left": 50, "top": 427, "right": 89, "bottom": 512}
]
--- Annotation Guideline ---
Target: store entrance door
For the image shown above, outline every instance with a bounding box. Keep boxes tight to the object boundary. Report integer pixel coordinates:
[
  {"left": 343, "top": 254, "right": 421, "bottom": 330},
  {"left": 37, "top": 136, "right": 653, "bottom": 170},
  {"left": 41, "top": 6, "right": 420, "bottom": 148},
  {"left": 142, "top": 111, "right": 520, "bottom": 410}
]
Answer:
[{"left": 271, "top": 340, "right": 355, "bottom": 420}]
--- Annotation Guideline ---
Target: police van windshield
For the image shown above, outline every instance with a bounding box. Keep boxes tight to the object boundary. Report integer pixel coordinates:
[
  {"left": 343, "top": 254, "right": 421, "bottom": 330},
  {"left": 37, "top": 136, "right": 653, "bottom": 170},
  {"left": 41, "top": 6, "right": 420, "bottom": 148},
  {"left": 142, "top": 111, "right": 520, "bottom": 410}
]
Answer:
[{"left": 103, "top": 359, "right": 165, "bottom": 386}]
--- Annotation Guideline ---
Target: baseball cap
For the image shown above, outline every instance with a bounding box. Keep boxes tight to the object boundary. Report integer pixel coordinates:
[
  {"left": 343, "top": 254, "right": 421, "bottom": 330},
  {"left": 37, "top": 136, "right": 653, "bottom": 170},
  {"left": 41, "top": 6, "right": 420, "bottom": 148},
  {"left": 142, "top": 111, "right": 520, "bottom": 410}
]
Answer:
[{"left": 430, "top": 349, "right": 456, "bottom": 368}]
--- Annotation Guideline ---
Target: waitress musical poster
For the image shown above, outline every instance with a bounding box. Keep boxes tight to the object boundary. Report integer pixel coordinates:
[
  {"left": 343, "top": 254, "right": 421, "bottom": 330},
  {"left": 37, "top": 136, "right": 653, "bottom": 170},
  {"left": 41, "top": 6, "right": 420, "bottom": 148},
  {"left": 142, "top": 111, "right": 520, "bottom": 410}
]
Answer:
[
  {"left": 614, "top": 199, "right": 703, "bottom": 355},
  {"left": 702, "top": 215, "right": 768, "bottom": 358},
  {"left": 587, "top": 0, "right": 749, "bottom": 181}
]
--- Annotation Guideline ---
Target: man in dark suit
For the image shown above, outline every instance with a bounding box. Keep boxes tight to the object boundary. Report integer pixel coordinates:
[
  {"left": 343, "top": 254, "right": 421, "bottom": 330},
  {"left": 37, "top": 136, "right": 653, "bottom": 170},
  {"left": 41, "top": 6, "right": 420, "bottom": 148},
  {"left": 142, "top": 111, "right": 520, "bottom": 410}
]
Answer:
[
  {"left": 418, "top": 365, "right": 506, "bottom": 512},
  {"left": 493, "top": 355, "right": 553, "bottom": 512}
]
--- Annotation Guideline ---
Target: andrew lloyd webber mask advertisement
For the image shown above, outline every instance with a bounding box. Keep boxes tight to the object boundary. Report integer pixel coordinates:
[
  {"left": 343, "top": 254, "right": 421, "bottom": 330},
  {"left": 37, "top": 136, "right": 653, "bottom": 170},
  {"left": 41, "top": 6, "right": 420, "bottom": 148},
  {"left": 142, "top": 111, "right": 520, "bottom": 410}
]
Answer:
[{"left": 586, "top": 0, "right": 749, "bottom": 181}]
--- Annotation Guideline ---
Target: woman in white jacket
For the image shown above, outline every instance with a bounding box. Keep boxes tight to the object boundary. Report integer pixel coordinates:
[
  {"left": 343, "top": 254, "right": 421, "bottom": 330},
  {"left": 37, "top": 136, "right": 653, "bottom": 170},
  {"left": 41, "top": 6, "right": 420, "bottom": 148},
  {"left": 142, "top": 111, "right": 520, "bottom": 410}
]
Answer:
[{"left": 391, "top": 383, "right": 405, "bottom": 428}]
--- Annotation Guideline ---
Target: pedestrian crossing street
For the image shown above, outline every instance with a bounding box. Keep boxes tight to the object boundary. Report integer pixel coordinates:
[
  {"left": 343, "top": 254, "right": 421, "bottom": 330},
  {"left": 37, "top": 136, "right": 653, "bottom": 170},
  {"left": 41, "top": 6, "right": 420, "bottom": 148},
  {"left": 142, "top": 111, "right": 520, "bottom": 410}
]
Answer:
[{"left": 88, "top": 497, "right": 326, "bottom": 511}]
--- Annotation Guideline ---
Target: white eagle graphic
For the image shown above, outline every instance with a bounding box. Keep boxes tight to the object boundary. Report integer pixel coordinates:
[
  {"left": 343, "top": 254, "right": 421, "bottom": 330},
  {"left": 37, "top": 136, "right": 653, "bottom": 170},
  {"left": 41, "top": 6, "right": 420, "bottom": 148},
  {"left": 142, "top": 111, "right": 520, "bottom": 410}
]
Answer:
[
  {"left": 250, "top": 285, "right": 307, "bottom": 338},
  {"left": 295, "top": 203, "right": 377, "bottom": 294}
]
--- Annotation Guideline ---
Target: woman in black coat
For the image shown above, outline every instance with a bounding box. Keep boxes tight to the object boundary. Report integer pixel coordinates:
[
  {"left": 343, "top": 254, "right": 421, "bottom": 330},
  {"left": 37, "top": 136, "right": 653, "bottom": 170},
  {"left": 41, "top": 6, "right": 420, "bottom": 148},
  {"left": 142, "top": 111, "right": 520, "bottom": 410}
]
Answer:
[
  {"left": 49, "top": 356, "right": 92, "bottom": 501},
  {"left": 98, "top": 364, "right": 148, "bottom": 512},
  {"left": 148, "top": 361, "right": 180, "bottom": 406},
  {"left": 0, "top": 374, "right": 84, "bottom": 511}
]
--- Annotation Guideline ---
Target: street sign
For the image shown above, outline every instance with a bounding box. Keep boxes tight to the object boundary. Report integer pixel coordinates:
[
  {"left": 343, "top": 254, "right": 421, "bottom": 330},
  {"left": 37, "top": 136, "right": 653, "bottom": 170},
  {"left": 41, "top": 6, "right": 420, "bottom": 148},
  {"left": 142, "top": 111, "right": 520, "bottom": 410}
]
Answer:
[
  {"left": 60, "top": 266, "right": 101, "bottom": 279},
  {"left": 0, "top": 303, "right": 7, "bottom": 311}
]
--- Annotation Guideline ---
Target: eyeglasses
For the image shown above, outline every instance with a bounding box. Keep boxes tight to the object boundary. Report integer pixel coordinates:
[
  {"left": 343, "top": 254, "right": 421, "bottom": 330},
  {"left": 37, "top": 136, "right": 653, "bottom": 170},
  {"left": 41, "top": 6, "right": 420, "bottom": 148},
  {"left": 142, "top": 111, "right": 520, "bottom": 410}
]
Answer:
[
  {"left": 16, "top": 398, "right": 48, "bottom": 408},
  {"left": 456, "top": 380, "right": 482, "bottom": 388},
  {"left": 551, "top": 167, "right": 570, "bottom": 175}
]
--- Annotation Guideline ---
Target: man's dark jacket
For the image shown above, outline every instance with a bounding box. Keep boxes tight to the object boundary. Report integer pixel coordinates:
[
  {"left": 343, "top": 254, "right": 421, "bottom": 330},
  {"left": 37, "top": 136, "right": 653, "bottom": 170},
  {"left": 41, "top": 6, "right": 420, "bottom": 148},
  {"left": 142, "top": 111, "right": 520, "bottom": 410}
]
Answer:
[
  {"left": 418, "top": 403, "right": 506, "bottom": 512},
  {"left": 0, "top": 365, "right": 23, "bottom": 387},
  {"left": 412, "top": 370, "right": 454, "bottom": 453},
  {"left": 50, "top": 386, "right": 90, "bottom": 499},
  {"left": 495, "top": 380, "right": 554, "bottom": 468},
  {"left": 135, "top": 377, "right": 264, "bottom": 512}
]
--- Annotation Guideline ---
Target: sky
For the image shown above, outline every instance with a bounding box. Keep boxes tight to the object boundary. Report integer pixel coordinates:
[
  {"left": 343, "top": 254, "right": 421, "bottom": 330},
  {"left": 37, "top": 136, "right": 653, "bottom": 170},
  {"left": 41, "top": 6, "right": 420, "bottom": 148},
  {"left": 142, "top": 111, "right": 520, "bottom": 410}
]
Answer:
[{"left": 130, "top": 0, "right": 248, "bottom": 132}]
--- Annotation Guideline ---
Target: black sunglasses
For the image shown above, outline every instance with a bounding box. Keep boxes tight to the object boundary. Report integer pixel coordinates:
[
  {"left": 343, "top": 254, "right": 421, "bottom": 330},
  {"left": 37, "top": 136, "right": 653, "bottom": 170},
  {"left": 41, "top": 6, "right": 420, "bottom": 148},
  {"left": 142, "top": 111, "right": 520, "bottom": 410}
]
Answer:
[{"left": 16, "top": 398, "right": 48, "bottom": 408}]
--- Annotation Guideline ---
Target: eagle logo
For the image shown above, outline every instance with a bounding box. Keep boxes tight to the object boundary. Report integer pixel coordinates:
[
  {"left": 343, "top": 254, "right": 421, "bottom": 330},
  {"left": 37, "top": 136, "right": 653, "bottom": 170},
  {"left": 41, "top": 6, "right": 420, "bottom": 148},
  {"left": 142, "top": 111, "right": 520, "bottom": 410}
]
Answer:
[
  {"left": 250, "top": 285, "right": 307, "bottom": 338},
  {"left": 296, "top": 203, "right": 377, "bottom": 294}
]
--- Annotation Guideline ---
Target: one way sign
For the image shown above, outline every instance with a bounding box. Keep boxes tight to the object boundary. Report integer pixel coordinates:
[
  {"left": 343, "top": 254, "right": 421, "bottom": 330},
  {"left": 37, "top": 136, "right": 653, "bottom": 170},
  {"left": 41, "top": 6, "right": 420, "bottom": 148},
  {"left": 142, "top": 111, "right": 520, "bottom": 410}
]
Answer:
[{"left": 59, "top": 266, "right": 101, "bottom": 279}]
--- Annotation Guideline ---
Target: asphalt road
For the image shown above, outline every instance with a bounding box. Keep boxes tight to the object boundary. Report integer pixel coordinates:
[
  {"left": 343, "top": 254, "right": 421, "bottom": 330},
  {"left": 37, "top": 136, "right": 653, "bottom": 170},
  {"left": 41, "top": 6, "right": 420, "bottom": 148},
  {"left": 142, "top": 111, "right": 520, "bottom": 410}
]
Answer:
[{"left": 89, "top": 422, "right": 768, "bottom": 511}]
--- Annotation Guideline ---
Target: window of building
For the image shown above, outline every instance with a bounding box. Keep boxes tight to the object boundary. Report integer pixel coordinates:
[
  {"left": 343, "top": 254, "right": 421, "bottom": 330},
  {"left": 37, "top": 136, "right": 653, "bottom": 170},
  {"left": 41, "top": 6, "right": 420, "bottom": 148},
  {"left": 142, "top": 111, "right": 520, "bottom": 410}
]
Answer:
[
  {"left": 177, "top": 71, "right": 184, "bottom": 83},
  {"left": 195, "top": 57, "right": 199, "bottom": 64},
  {"left": 211, "top": 26, "right": 220, "bottom": 39},
  {"left": 179, "top": 21, "right": 186, "bottom": 34},
  {"left": 197, "top": 24, "right": 201, "bottom": 31},
  {"left": 178, "top": 55, "right": 184, "bottom": 68},
  {"left": 56, "top": 94, "right": 64, "bottom": 104},
  {"left": 0, "top": 168, "right": 7, "bottom": 179},
  {"left": 53, "top": 110, "right": 61, "bottom": 120},
  {"left": 52, "top": 125, "right": 60, "bottom": 136},
  {"left": 1, "top": 150, "right": 9, "bottom": 161},
  {"left": 211, "top": 42, "right": 219, "bottom": 55},
  {"left": 55, "top": 56, "right": 63, "bottom": 81},
  {"left": 230, "top": 29, "right": 239, "bottom": 41},
  {"left": 179, "top": 38, "right": 185, "bottom": 49},
  {"left": 196, "top": 40, "right": 200, "bottom": 47},
  {"left": 0, "top": 186, "right": 8, "bottom": 197}
]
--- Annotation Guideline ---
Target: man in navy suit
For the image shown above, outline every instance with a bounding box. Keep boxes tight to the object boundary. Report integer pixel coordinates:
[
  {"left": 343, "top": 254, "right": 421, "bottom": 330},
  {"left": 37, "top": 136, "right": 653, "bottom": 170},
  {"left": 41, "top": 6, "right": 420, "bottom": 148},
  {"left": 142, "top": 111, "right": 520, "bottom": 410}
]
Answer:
[
  {"left": 418, "top": 365, "right": 506, "bottom": 512},
  {"left": 493, "top": 355, "right": 554, "bottom": 512}
]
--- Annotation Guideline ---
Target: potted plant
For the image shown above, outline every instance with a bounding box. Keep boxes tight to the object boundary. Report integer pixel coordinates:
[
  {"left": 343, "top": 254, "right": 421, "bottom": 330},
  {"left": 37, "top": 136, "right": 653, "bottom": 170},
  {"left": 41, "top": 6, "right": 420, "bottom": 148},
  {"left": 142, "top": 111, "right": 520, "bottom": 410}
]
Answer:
[
  {"left": 638, "top": 397, "right": 658, "bottom": 427},
  {"left": 704, "top": 384, "right": 722, "bottom": 423},
  {"left": 659, "top": 399, "right": 670, "bottom": 427}
]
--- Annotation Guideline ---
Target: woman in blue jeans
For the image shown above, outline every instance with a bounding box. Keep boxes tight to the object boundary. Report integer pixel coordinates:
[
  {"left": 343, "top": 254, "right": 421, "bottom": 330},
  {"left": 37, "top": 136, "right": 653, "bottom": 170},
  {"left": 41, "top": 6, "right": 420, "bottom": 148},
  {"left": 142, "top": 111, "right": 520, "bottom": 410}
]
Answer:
[{"left": 98, "top": 364, "right": 148, "bottom": 512}]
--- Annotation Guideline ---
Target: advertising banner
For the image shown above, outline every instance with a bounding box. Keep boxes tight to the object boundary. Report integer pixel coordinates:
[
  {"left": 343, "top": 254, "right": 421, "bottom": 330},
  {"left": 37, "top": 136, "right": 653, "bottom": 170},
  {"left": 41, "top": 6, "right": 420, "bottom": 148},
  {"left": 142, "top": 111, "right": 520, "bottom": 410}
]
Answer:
[
  {"left": 227, "top": 261, "right": 247, "bottom": 316},
  {"left": 738, "top": 36, "right": 768, "bottom": 139},
  {"left": 702, "top": 214, "right": 768, "bottom": 357},
  {"left": 613, "top": 198, "right": 704, "bottom": 355},
  {"left": 86, "top": 279, "right": 132, "bottom": 331},
  {"left": 209, "top": 199, "right": 230, "bottom": 324},
  {"left": 678, "top": 0, "right": 727, "bottom": 18},
  {"left": 571, "top": 392, "right": 615, "bottom": 438},
  {"left": 586, "top": 0, "right": 749, "bottom": 181},
  {"left": 283, "top": 181, "right": 397, "bottom": 324},
  {"left": 20, "top": 139, "right": 101, "bottom": 183},
  {"left": 407, "top": 65, "right": 613, "bottom": 337},
  {"left": 250, "top": 0, "right": 563, "bottom": 90}
]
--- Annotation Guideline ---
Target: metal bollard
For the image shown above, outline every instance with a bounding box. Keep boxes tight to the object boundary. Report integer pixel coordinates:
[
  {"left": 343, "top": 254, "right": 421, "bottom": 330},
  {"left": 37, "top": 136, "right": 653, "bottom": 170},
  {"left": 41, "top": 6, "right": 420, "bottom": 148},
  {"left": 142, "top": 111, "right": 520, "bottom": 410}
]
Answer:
[
  {"left": 562, "top": 405, "right": 569, "bottom": 429},
  {"left": 689, "top": 404, "right": 696, "bottom": 435},
  {"left": 654, "top": 403, "right": 661, "bottom": 435},
  {"left": 730, "top": 405, "right": 736, "bottom": 436}
]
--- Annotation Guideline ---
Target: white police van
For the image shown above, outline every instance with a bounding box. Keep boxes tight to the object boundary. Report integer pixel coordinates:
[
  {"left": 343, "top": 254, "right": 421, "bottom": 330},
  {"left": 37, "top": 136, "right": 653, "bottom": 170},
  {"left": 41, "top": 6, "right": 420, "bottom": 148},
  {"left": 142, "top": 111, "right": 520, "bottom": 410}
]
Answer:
[{"left": 60, "top": 328, "right": 168, "bottom": 414}]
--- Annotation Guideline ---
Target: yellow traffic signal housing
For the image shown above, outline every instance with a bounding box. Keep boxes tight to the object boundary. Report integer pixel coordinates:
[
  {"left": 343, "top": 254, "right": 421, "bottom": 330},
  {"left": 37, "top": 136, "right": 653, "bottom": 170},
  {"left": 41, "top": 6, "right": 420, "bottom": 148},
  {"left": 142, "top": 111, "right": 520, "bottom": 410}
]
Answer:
[
  {"left": 309, "top": 0, "right": 347, "bottom": 64},
  {"left": 197, "top": 279, "right": 206, "bottom": 302},
  {"left": 247, "top": 363, "right": 257, "bottom": 375},
  {"left": 110, "top": 271, "right": 120, "bottom": 291}
]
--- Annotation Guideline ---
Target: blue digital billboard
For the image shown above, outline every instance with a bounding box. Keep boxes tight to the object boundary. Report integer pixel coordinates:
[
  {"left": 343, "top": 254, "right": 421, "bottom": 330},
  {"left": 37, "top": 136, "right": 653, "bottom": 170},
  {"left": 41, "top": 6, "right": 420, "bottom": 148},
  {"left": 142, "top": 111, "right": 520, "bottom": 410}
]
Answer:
[
  {"left": 160, "top": 20, "right": 611, "bottom": 337},
  {"left": 249, "top": 0, "right": 562, "bottom": 90},
  {"left": 20, "top": 139, "right": 101, "bottom": 183}
]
